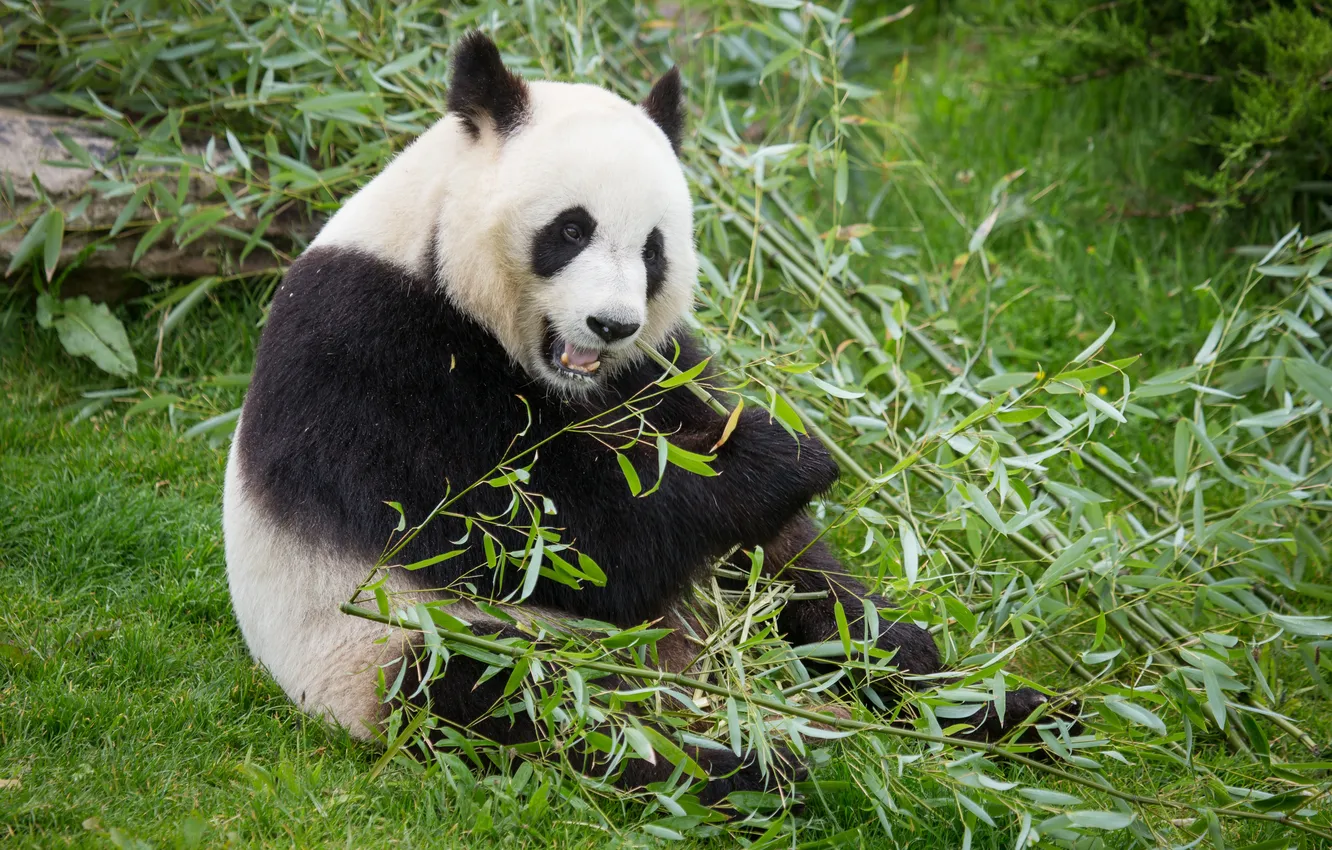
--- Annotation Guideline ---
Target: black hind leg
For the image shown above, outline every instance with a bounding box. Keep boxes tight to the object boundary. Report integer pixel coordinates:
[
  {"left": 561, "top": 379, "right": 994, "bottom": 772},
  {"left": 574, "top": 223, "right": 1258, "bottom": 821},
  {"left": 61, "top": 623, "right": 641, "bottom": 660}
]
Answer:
[
  {"left": 739, "top": 515, "right": 1073, "bottom": 742},
  {"left": 394, "top": 618, "right": 805, "bottom": 805}
]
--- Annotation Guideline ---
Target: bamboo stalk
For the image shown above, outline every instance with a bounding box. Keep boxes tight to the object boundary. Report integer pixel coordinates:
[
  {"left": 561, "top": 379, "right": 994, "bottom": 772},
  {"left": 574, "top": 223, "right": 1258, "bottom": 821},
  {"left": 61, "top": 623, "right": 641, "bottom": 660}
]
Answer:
[{"left": 635, "top": 339, "right": 730, "bottom": 417}]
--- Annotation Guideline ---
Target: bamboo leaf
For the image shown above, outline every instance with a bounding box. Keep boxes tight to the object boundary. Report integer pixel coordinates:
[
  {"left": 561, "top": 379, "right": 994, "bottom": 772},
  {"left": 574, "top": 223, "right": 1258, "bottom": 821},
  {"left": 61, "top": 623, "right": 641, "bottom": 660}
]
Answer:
[
  {"left": 1102, "top": 695, "right": 1166, "bottom": 735},
  {"left": 1067, "top": 811, "right": 1134, "bottom": 830},
  {"left": 657, "top": 357, "right": 709, "bottom": 388},
  {"left": 110, "top": 184, "right": 152, "bottom": 237},
  {"left": 1072, "top": 320, "right": 1115, "bottom": 364},
  {"left": 5, "top": 209, "right": 54, "bottom": 277},
  {"left": 807, "top": 374, "right": 865, "bottom": 400},
  {"left": 898, "top": 518, "right": 919, "bottom": 587},
  {"left": 1193, "top": 318, "right": 1224, "bottom": 366},
  {"left": 975, "top": 372, "right": 1036, "bottom": 393},
  {"left": 616, "top": 453, "right": 642, "bottom": 496},
  {"left": 710, "top": 399, "right": 744, "bottom": 452},
  {"left": 43, "top": 208, "right": 64, "bottom": 281}
]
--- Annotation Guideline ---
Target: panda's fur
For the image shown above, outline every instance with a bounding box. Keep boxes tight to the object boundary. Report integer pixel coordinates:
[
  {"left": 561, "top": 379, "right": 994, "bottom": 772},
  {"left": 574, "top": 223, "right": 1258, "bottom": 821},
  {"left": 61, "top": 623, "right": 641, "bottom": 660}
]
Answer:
[{"left": 224, "top": 32, "right": 1065, "bottom": 803}]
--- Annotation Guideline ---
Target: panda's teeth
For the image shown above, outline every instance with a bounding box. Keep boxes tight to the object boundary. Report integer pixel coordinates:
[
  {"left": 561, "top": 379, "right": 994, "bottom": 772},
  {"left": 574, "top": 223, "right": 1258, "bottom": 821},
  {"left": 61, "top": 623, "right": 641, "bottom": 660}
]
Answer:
[
  {"left": 560, "top": 351, "right": 571, "bottom": 368},
  {"left": 586, "top": 360, "right": 601, "bottom": 373}
]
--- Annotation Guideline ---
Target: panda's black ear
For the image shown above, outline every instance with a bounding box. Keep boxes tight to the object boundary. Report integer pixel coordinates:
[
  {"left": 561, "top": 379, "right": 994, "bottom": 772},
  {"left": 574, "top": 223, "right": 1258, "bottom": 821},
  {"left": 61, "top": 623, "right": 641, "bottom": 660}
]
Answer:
[
  {"left": 448, "top": 31, "right": 530, "bottom": 140},
  {"left": 642, "top": 67, "right": 684, "bottom": 156}
]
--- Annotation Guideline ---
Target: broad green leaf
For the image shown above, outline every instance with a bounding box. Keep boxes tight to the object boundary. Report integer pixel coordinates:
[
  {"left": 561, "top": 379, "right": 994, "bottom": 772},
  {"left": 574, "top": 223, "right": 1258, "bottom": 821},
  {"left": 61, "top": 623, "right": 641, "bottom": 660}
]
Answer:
[
  {"left": 1271, "top": 614, "right": 1332, "bottom": 636},
  {"left": 226, "top": 129, "right": 251, "bottom": 172},
  {"left": 954, "top": 395, "right": 1005, "bottom": 431},
  {"left": 833, "top": 600, "right": 851, "bottom": 658},
  {"left": 162, "top": 276, "right": 220, "bottom": 337},
  {"left": 1249, "top": 790, "right": 1316, "bottom": 813},
  {"left": 996, "top": 406, "right": 1045, "bottom": 424},
  {"left": 1174, "top": 419, "right": 1191, "bottom": 483},
  {"left": 1072, "top": 320, "right": 1115, "bottom": 364},
  {"left": 1185, "top": 418, "right": 1242, "bottom": 484},
  {"left": 520, "top": 521, "right": 545, "bottom": 600},
  {"left": 665, "top": 441, "right": 718, "bottom": 477},
  {"left": 110, "top": 183, "right": 152, "bottom": 237},
  {"left": 1102, "top": 695, "right": 1166, "bottom": 735},
  {"left": 1084, "top": 392, "right": 1125, "bottom": 423},
  {"left": 576, "top": 552, "right": 606, "bottom": 586},
  {"left": 601, "top": 628, "right": 672, "bottom": 650},
  {"left": 296, "top": 90, "right": 383, "bottom": 115},
  {"left": 132, "top": 217, "right": 174, "bottom": 265},
  {"left": 1254, "top": 263, "right": 1307, "bottom": 278},
  {"left": 51, "top": 296, "right": 137, "bottom": 377},
  {"left": 401, "top": 550, "right": 466, "bottom": 571},
  {"left": 1286, "top": 359, "right": 1332, "bottom": 409},
  {"left": 182, "top": 408, "right": 240, "bottom": 439},
  {"left": 1036, "top": 531, "right": 1102, "bottom": 587},
  {"left": 641, "top": 823, "right": 684, "bottom": 841},
  {"left": 954, "top": 790, "right": 996, "bottom": 827},
  {"left": 759, "top": 46, "right": 802, "bottom": 82},
  {"left": 1017, "top": 788, "right": 1083, "bottom": 807},
  {"left": 975, "top": 372, "right": 1036, "bottom": 393},
  {"left": 176, "top": 207, "right": 229, "bottom": 248},
  {"left": 623, "top": 723, "right": 657, "bottom": 764},
  {"left": 1193, "top": 318, "right": 1224, "bottom": 365},
  {"left": 658, "top": 357, "right": 708, "bottom": 388},
  {"left": 964, "top": 482, "right": 1006, "bottom": 534},
  {"left": 807, "top": 374, "right": 865, "bottom": 400},
  {"left": 639, "top": 726, "right": 708, "bottom": 780},
  {"left": 1067, "top": 811, "right": 1134, "bottom": 830},
  {"left": 377, "top": 46, "right": 434, "bottom": 77},
  {"left": 1044, "top": 480, "right": 1109, "bottom": 505},
  {"left": 1203, "top": 666, "right": 1227, "bottom": 728},
  {"left": 769, "top": 391, "right": 807, "bottom": 434},
  {"left": 123, "top": 394, "right": 181, "bottom": 419},
  {"left": 5, "top": 209, "right": 54, "bottom": 277},
  {"left": 898, "top": 518, "right": 919, "bottom": 587},
  {"left": 1054, "top": 358, "right": 1138, "bottom": 383},
  {"left": 502, "top": 656, "right": 531, "bottom": 698},
  {"left": 726, "top": 697, "right": 743, "bottom": 756},
  {"left": 616, "top": 453, "right": 642, "bottom": 496}
]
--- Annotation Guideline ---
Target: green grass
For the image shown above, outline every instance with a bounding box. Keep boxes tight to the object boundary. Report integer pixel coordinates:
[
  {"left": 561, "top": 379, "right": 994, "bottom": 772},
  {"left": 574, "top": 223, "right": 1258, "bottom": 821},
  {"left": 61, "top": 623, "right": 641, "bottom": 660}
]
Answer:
[
  {"left": 3, "top": 5, "right": 1330, "bottom": 848},
  {"left": 853, "top": 35, "right": 1271, "bottom": 370}
]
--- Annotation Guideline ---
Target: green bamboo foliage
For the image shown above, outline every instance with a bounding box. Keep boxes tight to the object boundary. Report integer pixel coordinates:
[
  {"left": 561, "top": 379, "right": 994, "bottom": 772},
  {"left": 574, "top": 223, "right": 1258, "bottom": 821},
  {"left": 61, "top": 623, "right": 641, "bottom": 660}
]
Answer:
[{"left": 4, "top": 1, "right": 1330, "bottom": 845}]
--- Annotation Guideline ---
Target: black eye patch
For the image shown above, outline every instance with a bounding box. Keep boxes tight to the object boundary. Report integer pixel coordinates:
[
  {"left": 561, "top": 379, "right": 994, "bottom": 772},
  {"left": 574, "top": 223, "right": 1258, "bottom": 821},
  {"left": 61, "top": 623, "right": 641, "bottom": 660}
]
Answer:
[
  {"left": 532, "top": 206, "right": 597, "bottom": 278},
  {"left": 643, "top": 228, "right": 667, "bottom": 299}
]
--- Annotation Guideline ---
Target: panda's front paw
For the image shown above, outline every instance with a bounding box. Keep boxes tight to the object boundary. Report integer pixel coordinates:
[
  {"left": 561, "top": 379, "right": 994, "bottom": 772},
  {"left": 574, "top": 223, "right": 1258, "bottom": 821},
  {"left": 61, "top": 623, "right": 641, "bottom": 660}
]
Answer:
[
  {"left": 955, "top": 688, "right": 1083, "bottom": 746},
  {"left": 722, "top": 408, "right": 840, "bottom": 524},
  {"left": 692, "top": 746, "right": 807, "bottom": 810}
]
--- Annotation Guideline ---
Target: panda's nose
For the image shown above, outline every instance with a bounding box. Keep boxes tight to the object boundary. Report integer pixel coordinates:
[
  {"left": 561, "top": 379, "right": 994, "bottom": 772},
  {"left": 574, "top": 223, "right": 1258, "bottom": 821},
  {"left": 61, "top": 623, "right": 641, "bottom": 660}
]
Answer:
[{"left": 587, "top": 315, "right": 641, "bottom": 343}]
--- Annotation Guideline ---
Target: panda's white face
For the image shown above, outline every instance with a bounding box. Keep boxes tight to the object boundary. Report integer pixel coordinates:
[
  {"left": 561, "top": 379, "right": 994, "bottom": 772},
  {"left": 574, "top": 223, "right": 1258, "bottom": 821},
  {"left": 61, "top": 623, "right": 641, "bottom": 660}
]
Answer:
[
  {"left": 486, "top": 84, "right": 696, "bottom": 394},
  {"left": 313, "top": 35, "right": 694, "bottom": 398}
]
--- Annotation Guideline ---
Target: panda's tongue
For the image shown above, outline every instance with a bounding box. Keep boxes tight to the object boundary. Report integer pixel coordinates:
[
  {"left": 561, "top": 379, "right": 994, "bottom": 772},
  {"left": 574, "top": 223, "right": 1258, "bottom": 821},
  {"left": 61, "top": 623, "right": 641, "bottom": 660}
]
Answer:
[{"left": 562, "top": 342, "right": 601, "bottom": 368}]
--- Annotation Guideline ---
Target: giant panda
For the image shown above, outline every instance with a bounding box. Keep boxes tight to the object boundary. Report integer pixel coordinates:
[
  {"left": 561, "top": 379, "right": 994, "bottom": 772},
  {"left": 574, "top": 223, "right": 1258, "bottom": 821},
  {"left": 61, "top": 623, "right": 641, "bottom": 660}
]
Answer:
[{"left": 223, "top": 32, "right": 1066, "bottom": 805}]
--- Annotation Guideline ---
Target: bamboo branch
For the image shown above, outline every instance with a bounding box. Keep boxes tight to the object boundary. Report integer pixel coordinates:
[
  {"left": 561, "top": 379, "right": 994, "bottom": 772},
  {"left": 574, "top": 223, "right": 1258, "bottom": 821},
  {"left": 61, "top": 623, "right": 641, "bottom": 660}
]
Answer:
[{"left": 339, "top": 601, "right": 1332, "bottom": 841}]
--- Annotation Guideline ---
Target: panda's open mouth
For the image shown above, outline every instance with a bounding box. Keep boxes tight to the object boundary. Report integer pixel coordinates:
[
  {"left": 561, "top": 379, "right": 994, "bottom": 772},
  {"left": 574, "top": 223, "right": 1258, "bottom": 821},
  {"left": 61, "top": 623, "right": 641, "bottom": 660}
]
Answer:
[{"left": 543, "top": 325, "right": 603, "bottom": 380}]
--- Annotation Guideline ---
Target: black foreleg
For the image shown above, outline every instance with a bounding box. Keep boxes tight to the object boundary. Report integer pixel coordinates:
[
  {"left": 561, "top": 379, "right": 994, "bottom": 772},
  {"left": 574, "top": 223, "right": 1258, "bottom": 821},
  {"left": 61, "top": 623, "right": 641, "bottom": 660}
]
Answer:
[
  {"left": 395, "top": 624, "right": 804, "bottom": 805},
  {"left": 745, "top": 515, "right": 941, "bottom": 695},
  {"left": 739, "top": 516, "right": 1072, "bottom": 743}
]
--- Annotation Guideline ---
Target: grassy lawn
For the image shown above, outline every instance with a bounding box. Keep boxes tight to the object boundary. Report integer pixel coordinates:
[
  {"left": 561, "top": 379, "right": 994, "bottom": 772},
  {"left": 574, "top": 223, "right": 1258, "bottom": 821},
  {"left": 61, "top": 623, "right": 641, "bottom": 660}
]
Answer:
[{"left": 3, "top": 5, "right": 1329, "bottom": 848}]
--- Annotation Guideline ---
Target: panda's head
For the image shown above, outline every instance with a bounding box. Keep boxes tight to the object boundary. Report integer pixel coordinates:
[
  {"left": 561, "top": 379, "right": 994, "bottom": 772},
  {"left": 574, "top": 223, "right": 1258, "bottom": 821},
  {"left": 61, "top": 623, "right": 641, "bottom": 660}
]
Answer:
[{"left": 435, "top": 33, "right": 696, "bottom": 397}]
